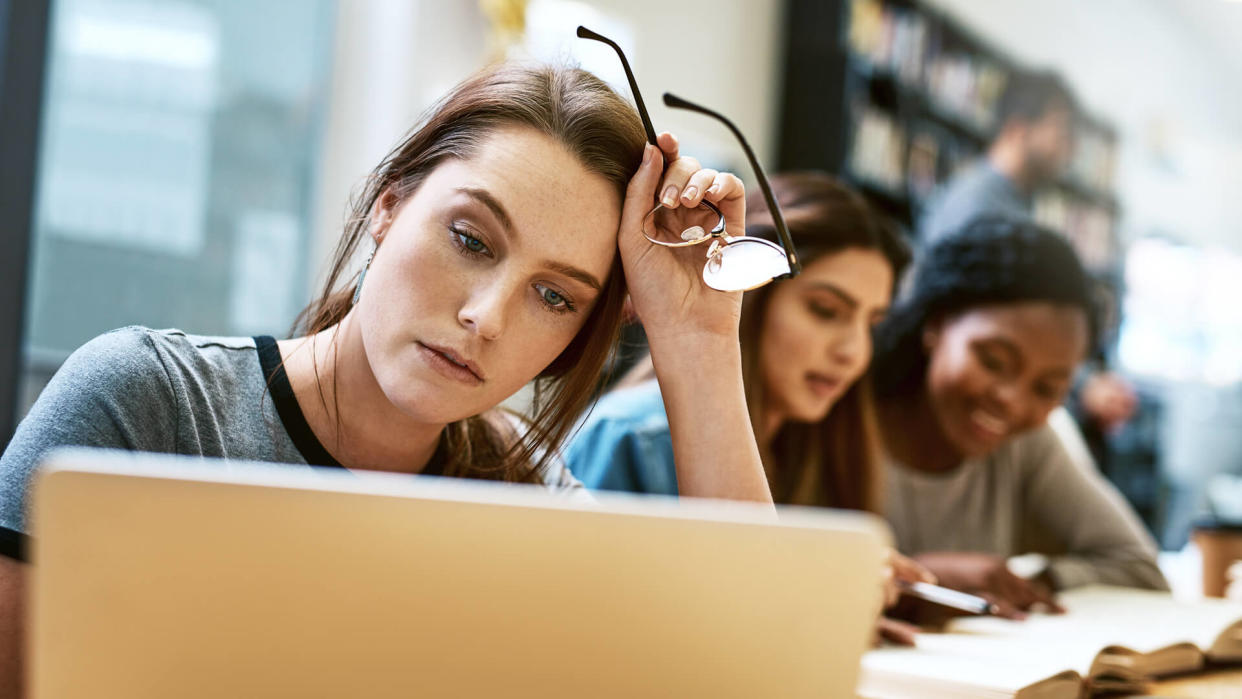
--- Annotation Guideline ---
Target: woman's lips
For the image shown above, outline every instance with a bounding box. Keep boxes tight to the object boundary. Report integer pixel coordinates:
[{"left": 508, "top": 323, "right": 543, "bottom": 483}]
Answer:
[
  {"left": 806, "top": 372, "right": 843, "bottom": 399},
  {"left": 416, "top": 342, "right": 484, "bottom": 385},
  {"left": 967, "top": 408, "right": 1009, "bottom": 441}
]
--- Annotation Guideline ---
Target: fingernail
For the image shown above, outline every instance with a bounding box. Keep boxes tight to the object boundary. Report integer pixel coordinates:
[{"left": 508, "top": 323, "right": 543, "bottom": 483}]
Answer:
[
  {"left": 681, "top": 186, "right": 698, "bottom": 203},
  {"left": 706, "top": 183, "right": 721, "bottom": 196},
  {"left": 661, "top": 185, "right": 679, "bottom": 207},
  {"left": 642, "top": 144, "right": 655, "bottom": 165}
]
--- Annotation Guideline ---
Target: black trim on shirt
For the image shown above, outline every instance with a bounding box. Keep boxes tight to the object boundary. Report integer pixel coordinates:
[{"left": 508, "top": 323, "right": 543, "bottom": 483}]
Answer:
[
  {"left": 254, "top": 335, "right": 343, "bottom": 469},
  {"left": 253, "top": 335, "right": 451, "bottom": 477},
  {"left": 0, "top": 526, "right": 27, "bottom": 563}
]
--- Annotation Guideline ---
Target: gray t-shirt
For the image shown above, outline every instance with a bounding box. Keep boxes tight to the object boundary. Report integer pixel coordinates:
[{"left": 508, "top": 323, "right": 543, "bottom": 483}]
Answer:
[
  {"left": 883, "top": 422, "right": 1168, "bottom": 591},
  {"left": 919, "top": 162, "right": 1030, "bottom": 245},
  {"left": 0, "top": 327, "right": 583, "bottom": 544}
]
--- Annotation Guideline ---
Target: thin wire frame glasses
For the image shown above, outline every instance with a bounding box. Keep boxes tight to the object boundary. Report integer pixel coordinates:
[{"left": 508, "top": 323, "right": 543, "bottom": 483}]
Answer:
[{"left": 577, "top": 26, "right": 801, "bottom": 291}]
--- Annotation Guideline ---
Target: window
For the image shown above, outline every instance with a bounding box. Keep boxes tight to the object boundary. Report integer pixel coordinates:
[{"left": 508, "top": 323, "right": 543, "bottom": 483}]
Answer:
[{"left": 18, "top": 0, "right": 336, "bottom": 416}]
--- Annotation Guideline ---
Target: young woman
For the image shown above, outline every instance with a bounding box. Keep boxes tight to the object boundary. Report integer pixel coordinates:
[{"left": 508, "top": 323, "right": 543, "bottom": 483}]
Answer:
[
  {"left": 565, "top": 173, "right": 932, "bottom": 644},
  {"left": 568, "top": 172, "right": 909, "bottom": 512},
  {"left": 0, "top": 64, "right": 773, "bottom": 695},
  {"left": 872, "top": 216, "right": 1167, "bottom": 619}
]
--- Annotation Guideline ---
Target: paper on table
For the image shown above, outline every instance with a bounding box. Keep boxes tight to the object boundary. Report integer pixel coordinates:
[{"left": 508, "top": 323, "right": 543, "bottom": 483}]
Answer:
[
  {"left": 951, "top": 586, "right": 1242, "bottom": 660},
  {"left": 860, "top": 638, "right": 1088, "bottom": 699}
]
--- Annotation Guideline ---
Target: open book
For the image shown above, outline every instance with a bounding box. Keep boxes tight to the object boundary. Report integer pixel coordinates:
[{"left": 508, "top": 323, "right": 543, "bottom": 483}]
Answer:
[{"left": 858, "top": 586, "right": 1242, "bottom": 698}]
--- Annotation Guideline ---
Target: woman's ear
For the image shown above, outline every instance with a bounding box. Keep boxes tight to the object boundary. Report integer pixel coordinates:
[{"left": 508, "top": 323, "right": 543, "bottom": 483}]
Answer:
[{"left": 368, "top": 188, "right": 399, "bottom": 243}]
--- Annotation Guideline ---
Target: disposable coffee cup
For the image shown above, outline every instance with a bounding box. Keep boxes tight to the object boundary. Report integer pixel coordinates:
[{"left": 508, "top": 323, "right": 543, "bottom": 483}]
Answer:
[{"left": 1192, "top": 518, "right": 1242, "bottom": 598}]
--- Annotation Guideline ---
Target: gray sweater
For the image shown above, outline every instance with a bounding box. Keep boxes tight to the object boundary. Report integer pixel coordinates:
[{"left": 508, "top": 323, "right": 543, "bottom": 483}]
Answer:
[
  {"left": 920, "top": 162, "right": 1030, "bottom": 245},
  {"left": 883, "top": 422, "right": 1168, "bottom": 591}
]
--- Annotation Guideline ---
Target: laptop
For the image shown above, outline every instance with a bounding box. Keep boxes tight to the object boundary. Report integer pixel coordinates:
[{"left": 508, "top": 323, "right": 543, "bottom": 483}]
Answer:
[{"left": 29, "top": 448, "right": 888, "bottom": 698}]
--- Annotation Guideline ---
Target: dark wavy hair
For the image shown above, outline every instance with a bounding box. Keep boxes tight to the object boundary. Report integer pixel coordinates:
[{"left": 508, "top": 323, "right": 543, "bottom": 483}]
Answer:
[{"left": 873, "top": 216, "right": 1097, "bottom": 400}]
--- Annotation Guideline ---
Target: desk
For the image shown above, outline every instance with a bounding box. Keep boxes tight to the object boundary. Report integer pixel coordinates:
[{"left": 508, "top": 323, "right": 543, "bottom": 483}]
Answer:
[{"left": 1136, "top": 667, "right": 1242, "bottom": 698}]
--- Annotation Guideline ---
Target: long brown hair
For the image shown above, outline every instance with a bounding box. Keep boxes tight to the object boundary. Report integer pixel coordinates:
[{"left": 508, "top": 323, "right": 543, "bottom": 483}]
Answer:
[
  {"left": 618, "top": 172, "right": 909, "bottom": 511},
  {"left": 294, "top": 64, "right": 645, "bottom": 483},
  {"left": 742, "top": 173, "right": 910, "bottom": 512}
]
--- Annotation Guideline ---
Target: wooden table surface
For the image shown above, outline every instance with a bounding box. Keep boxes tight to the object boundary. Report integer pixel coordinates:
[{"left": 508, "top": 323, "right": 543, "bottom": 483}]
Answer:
[{"left": 1132, "top": 667, "right": 1242, "bottom": 698}]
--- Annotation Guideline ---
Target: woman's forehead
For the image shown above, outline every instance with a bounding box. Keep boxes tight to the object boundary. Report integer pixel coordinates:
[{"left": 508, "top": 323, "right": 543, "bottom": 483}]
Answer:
[
  {"left": 461, "top": 126, "right": 620, "bottom": 212},
  {"left": 950, "top": 303, "right": 1088, "bottom": 356},
  {"left": 419, "top": 127, "right": 621, "bottom": 272},
  {"left": 794, "top": 248, "right": 894, "bottom": 305}
]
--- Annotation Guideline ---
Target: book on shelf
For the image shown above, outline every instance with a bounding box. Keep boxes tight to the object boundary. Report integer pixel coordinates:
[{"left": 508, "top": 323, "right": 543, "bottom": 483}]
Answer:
[
  {"left": 1034, "top": 190, "right": 1116, "bottom": 270},
  {"left": 849, "top": 106, "right": 906, "bottom": 191},
  {"left": 858, "top": 585, "right": 1242, "bottom": 698},
  {"left": 847, "top": 0, "right": 1008, "bottom": 135}
]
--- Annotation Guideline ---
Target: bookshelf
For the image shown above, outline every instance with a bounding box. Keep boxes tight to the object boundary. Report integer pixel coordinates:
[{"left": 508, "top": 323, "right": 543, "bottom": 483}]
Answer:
[{"left": 777, "top": 0, "right": 1122, "bottom": 282}]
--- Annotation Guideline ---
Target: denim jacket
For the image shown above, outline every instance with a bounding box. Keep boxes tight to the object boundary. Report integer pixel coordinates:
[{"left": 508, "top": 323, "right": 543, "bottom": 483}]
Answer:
[{"left": 563, "top": 379, "right": 679, "bottom": 495}]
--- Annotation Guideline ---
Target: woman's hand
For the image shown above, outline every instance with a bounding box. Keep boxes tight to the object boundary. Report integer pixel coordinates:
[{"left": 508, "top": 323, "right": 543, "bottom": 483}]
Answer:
[
  {"left": 619, "top": 133, "right": 771, "bottom": 505},
  {"left": 916, "top": 552, "right": 1065, "bottom": 619},
  {"left": 871, "top": 550, "right": 936, "bottom": 647},
  {"left": 882, "top": 549, "right": 937, "bottom": 608},
  {"left": 875, "top": 617, "right": 921, "bottom": 647},
  {"left": 618, "top": 132, "right": 747, "bottom": 342}
]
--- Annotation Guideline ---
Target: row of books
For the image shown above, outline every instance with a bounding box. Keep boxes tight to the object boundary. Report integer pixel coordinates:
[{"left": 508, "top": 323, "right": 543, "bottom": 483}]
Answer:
[
  {"left": 847, "top": 0, "right": 926, "bottom": 85},
  {"left": 847, "top": 0, "right": 1007, "bottom": 134},
  {"left": 848, "top": 106, "right": 980, "bottom": 203},
  {"left": 1068, "top": 123, "right": 1118, "bottom": 195},
  {"left": 1034, "top": 189, "right": 1117, "bottom": 272},
  {"left": 846, "top": 0, "right": 1119, "bottom": 202},
  {"left": 848, "top": 106, "right": 907, "bottom": 192}
]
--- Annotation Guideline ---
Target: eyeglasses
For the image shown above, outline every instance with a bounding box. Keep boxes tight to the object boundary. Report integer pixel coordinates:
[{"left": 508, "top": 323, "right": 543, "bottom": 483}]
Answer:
[{"left": 577, "top": 26, "right": 801, "bottom": 292}]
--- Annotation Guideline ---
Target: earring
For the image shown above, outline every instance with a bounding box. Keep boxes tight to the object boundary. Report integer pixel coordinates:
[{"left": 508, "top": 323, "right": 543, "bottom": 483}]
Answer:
[{"left": 351, "top": 245, "right": 376, "bottom": 306}]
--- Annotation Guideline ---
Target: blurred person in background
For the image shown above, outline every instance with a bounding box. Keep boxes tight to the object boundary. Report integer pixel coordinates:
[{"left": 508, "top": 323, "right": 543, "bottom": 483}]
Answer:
[{"left": 920, "top": 67, "right": 1137, "bottom": 471}]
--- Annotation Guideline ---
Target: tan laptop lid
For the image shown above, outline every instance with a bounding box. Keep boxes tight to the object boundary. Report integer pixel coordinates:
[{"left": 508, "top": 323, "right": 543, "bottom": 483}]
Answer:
[{"left": 31, "top": 449, "right": 887, "bottom": 698}]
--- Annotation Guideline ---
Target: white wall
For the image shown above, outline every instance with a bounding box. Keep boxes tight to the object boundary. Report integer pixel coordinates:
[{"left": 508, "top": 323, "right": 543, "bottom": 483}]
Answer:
[
  {"left": 925, "top": 0, "right": 1242, "bottom": 253},
  {"left": 518, "top": 0, "right": 786, "bottom": 170},
  {"left": 309, "top": 0, "right": 489, "bottom": 293},
  {"left": 308, "top": 0, "right": 786, "bottom": 296}
]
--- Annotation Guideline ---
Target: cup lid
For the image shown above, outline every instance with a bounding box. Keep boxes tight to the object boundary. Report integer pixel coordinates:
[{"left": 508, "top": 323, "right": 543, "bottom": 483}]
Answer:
[{"left": 1192, "top": 516, "right": 1242, "bottom": 533}]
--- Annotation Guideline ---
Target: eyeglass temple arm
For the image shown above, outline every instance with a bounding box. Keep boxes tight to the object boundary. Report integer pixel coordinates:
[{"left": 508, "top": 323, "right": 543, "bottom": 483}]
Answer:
[
  {"left": 577, "top": 26, "right": 658, "bottom": 146},
  {"left": 662, "top": 93, "right": 801, "bottom": 278}
]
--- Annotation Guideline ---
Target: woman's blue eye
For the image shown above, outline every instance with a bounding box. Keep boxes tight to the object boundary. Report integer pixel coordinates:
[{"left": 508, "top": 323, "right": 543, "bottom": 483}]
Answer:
[
  {"left": 450, "top": 225, "right": 490, "bottom": 257},
  {"left": 542, "top": 287, "right": 564, "bottom": 306},
  {"left": 535, "top": 283, "right": 573, "bottom": 312},
  {"left": 460, "top": 233, "right": 486, "bottom": 253}
]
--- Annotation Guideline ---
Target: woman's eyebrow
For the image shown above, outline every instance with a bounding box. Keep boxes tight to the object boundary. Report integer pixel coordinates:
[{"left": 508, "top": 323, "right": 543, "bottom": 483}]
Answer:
[
  {"left": 456, "top": 187, "right": 515, "bottom": 236},
  {"left": 977, "top": 336, "right": 1023, "bottom": 361},
  {"left": 543, "top": 260, "right": 603, "bottom": 292},
  {"left": 1038, "top": 367, "right": 1074, "bottom": 382},
  {"left": 807, "top": 281, "right": 859, "bottom": 309}
]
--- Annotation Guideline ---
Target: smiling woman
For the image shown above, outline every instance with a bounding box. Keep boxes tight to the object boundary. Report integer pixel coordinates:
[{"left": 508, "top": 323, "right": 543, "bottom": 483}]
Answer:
[
  {"left": 0, "top": 61, "right": 777, "bottom": 695},
  {"left": 871, "top": 216, "right": 1168, "bottom": 619}
]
